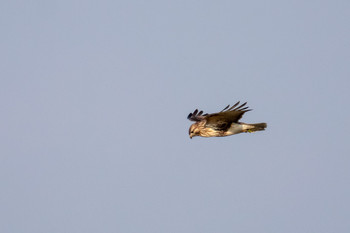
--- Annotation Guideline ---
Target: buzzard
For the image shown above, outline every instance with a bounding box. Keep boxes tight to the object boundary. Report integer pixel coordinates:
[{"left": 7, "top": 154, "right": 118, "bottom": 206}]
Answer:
[{"left": 187, "top": 101, "right": 267, "bottom": 138}]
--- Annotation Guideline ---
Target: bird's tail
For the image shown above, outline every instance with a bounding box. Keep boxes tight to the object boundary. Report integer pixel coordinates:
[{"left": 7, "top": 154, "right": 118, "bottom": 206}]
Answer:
[{"left": 243, "top": 123, "right": 267, "bottom": 133}]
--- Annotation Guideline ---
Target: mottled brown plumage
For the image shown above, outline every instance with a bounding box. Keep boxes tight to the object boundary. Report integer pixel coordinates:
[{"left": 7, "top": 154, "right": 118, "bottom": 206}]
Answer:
[{"left": 187, "top": 101, "right": 267, "bottom": 138}]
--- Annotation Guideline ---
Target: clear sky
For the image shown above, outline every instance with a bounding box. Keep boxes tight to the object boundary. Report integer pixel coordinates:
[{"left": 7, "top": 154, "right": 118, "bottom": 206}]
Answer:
[{"left": 1, "top": 1, "right": 350, "bottom": 232}]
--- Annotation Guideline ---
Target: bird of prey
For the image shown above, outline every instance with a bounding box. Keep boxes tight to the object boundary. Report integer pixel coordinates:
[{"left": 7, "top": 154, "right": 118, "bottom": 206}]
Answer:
[{"left": 187, "top": 101, "right": 267, "bottom": 139}]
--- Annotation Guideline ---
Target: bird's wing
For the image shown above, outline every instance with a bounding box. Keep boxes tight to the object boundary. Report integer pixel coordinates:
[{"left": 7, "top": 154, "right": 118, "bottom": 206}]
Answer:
[
  {"left": 204, "top": 101, "right": 251, "bottom": 130},
  {"left": 187, "top": 109, "right": 207, "bottom": 122}
]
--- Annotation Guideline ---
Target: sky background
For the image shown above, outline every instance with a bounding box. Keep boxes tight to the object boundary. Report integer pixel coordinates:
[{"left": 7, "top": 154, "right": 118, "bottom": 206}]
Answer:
[{"left": 1, "top": 0, "right": 350, "bottom": 232}]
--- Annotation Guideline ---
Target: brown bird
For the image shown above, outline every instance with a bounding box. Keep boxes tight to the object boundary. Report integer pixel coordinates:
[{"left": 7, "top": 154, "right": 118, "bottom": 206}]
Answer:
[{"left": 187, "top": 101, "right": 267, "bottom": 139}]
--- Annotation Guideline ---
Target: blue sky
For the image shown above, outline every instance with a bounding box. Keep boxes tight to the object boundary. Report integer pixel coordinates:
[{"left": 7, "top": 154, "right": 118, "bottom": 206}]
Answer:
[{"left": 1, "top": 1, "right": 350, "bottom": 232}]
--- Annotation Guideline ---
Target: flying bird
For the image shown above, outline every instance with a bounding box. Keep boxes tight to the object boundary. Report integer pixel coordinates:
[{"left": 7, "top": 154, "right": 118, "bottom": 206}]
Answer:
[{"left": 187, "top": 101, "right": 267, "bottom": 139}]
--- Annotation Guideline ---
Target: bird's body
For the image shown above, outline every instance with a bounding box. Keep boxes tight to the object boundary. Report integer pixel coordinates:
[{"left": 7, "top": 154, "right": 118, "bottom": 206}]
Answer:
[{"left": 187, "top": 101, "right": 267, "bottom": 138}]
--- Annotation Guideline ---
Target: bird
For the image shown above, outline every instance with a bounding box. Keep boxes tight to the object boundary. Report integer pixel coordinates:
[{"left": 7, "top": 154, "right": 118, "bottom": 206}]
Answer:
[{"left": 187, "top": 101, "right": 267, "bottom": 139}]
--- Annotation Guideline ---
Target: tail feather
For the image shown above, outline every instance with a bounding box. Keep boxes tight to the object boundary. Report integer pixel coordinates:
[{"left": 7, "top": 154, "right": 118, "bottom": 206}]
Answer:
[{"left": 245, "top": 123, "right": 267, "bottom": 132}]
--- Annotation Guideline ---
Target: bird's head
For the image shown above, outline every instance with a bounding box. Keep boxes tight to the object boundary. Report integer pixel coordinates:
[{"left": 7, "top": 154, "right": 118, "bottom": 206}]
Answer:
[{"left": 189, "top": 123, "right": 201, "bottom": 139}]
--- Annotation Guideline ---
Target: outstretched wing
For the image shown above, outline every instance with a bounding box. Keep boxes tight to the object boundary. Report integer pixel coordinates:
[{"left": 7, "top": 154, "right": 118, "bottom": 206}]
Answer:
[
  {"left": 187, "top": 101, "right": 251, "bottom": 128},
  {"left": 204, "top": 101, "right": 251, "bottom": 130},
  {"left": 187, "top": 109, "right": 207, "bottom": 122}
]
